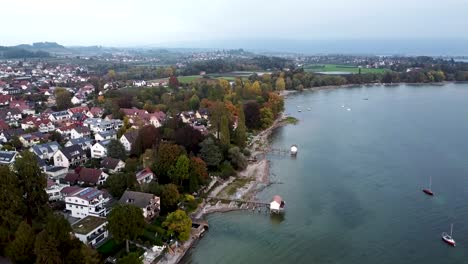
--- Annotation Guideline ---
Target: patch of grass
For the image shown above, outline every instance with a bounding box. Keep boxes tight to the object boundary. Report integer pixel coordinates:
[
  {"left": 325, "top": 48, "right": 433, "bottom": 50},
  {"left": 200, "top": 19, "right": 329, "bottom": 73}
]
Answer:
[
  {"left": 178, "top": 75, "right": 202, "bottom": 83},
  {"left": 222, "top": 177, "right": 253, "bottom": 196},
  {"left": 97, "top": 239, "right": 123, "bottom": 257},
  {"left": 304, "top": 64, "right": 387, "bottom": 74},
  {"left": 283, "top": 116, "right": 299, "bottom": 125}
]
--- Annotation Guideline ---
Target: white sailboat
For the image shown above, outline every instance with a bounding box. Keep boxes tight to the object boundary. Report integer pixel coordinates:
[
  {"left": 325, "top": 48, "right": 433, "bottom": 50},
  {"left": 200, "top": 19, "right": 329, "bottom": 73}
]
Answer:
[{"left": 441, "top": 224, "right": 456, "bottom": 247}]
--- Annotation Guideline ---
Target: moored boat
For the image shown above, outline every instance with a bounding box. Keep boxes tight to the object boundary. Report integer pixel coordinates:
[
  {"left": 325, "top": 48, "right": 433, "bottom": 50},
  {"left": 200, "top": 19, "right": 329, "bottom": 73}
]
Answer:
[{"left": 441, "top": 224, "right": 456, "bottom": 247}]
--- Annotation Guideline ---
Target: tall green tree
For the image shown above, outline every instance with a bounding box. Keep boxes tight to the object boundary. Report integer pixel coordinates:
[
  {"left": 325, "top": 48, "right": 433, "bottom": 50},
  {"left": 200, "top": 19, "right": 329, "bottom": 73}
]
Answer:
[
  {"left": 163, "top": 210, "right": 192, "bottom": 242},
  {"left": 220, "top": 115, "right": 230, "bottom": 146},
  {"left": 228, "top": 147, "right": 248, "bottom": 170},
  {"left": 189, "top": 94, "right": 200, "bottom": 110},
  {"left": 169, "top": 155, "right": 190, "bottom": 185},
  {"left": 234, "top": 104, "right": 247, "bottom": 148},
  {"left": 154, "top": 143, "right": 184, "bottom": 184},
  {"left": 199, "top": 138, "right": 223, "bottom": 167},
  {"left": 5, "top": 221, "right": 36, "bottom": 264},
  {"left": 108, "top": 204, "right": 145, "bottom": 253},
  {"left": 34, "top": 230, "right": 61, "bottom": 264},
  {"left": 0, "top": 166, "right": 24, "bottom": 252},
  {"left": 260, "top": 107, "right": 274, "bottom": 129},
  {"left": 14, "top": 151, "right": 49, "bottom": 224},
  {"left": 107, "top": 139, "right": 127, "bottom": 160}
]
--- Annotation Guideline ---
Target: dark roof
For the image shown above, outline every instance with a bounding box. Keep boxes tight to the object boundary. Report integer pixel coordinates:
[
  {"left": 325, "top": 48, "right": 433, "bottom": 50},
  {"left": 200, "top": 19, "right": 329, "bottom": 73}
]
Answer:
[
  {"left": 101, "top": 157, "right": 122, "bottom": 170},
  {"left": 60, "top": 145, "right": 86, "bottom": 160},
  {"left": 119, "top": 190, "right": 155, "bottom": 208},
  {"left": 73, "top": 126, "right": 90, "bottom": 134},
  {"left": 0, "top": 151, "right": 17, "bottom": 165},
  {"left": 67, "top": 167, "right": 104, "bottom": 185},
  {"left": 122, "top": 130, "right": 138, "bottom": 144},
  {"left": 64, "top": 173, "right": 79, "bottom": 183},
  {"left": 0, "top": 108, "right": 21, "bottom": 118},
  {"left": 1, "top": 128, "right": 25, "bottom": 140}
]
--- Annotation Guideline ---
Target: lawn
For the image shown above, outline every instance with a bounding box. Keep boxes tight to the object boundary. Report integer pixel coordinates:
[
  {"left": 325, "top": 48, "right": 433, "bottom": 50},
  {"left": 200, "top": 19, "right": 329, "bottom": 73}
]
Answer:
[
  {"left": 221, "top": 177, "right": 253, "bottom": 197},
  {"left": 97, "top": 239, "right": 124, "bottom": 257},
  {"left": 178, "top": 75, "right": 203, "bottom": 83},
  {"left": 304, "top": 64, "right": 387, "bottom": 74}
]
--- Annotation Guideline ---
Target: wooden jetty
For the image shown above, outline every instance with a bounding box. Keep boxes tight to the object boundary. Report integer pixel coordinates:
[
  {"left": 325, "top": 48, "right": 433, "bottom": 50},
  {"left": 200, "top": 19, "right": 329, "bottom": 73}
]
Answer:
[{"left": 207, "top": 196, "right": 270, "bottom": 208}]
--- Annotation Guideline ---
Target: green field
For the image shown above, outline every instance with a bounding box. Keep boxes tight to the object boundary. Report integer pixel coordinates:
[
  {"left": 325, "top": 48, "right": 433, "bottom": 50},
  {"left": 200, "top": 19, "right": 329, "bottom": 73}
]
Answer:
[
  {"left": 178, "top": 75, "right": 202, "bottom": 83},
  {"left": 304, "top": 64, "right": 387, "bottom": 74}
]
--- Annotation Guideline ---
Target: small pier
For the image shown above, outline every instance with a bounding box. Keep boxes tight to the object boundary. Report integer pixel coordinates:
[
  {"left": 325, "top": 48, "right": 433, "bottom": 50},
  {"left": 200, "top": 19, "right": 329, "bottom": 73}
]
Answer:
[{"left": 206, "top": 196, "right": 286, "bottom": 214}]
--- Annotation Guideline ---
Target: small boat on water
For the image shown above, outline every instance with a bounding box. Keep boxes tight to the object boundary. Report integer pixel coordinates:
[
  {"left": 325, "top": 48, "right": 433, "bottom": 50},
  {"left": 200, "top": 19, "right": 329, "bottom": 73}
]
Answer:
[
  {"left": 442, "top": 224, "right": 456, "bottom": 247},
  {"left": 307, "top": 108, "right": 311, "bottom": 111},
  {"left": 346, "top": 108, "right": 351, "bottom": 111},
  {"left": 341, "top": 105, "right": 345, "bottom": 108},
  {"left": 422, "top": 176, "right": 434, "bottom": 196},
  {"left": 298, "top": 109, "right": 302, "bottom": 112}
]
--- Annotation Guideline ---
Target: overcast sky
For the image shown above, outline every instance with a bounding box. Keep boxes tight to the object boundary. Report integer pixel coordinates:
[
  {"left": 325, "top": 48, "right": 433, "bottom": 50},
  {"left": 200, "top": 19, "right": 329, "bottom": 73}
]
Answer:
[{"left": 2, "top": 0, "right": 468, "bottom": 46}]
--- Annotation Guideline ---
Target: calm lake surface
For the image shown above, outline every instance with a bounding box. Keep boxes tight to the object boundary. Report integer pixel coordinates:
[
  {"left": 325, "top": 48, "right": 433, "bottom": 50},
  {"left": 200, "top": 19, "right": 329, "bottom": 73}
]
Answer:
[{"left": 182, "top": 83, "right": 468, "bottom": 264}]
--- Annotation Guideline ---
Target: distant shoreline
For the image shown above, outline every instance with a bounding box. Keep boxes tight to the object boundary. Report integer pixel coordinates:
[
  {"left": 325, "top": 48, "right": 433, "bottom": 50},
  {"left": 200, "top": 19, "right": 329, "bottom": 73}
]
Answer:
[{"left": 281, "top": 81, "right": 468, "bottom": 97}]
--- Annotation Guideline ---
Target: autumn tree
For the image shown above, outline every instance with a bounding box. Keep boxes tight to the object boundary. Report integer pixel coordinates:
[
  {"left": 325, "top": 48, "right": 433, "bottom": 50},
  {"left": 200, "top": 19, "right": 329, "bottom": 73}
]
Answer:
[
  {"left": 154, "top": 143, "right": 184, "bottom": 184},
  {"left": 163, "top": 210, "right": 192, "bottom": 241},
  {"left": 275, "top": 77, "right": 286, "bottom": 91},
  {"left": 160, "top": 184, "right": 180, "bottom": 212},
  {"left": 174, "top": 125, "right": 204, "bottom": 155},
  {"left": 199, "top": 137, "right": 223, "bottom": 167},
  {"left": 131, "top": 125, "right": 161, "bottom": 156},
  {"left": 108, "top": 204, "right": 146, "bottom": 253},
  {"left": 244, "top": 101, "right": 261, "bottom": 129},
  {"left": 169, "top": 76, "right": 180, "bottom": 88},
  {"left": 55, "top": 87, "right": 72, "bottom": 110}
]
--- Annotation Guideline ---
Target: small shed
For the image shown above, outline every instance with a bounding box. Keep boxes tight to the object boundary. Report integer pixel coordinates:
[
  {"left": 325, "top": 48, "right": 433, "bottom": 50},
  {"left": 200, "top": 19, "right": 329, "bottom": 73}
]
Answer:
[{"left": 270, "top": 195, "right": 286, "bottom": 214}]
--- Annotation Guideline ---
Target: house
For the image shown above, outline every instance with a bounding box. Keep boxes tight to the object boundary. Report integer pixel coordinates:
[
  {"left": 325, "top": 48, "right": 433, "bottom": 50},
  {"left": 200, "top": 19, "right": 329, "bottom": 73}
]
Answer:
[
  {"left": 30, "top": 141, "right": 61, "bottom": 160},
  {"left": 135, "top": 168, "right": 155, "bottom": 185},
  {"left": 71, "top": 93, "right": 85, "bottom": 105},
  {"left": 64, "top": 167, "right": 109, "bottom": 186},
  {"left": 56, "top": 124, "right": 76, "bottom": 140},
  {"left": 0, "top": 94, "right": 12, "bottom": 106},
  {"left": 68, "top": 106, "right": 89, "bottom": 116},
  {"left": 94, "top": 130, "right": 116, "bottom": 142},
  {"left": 119, "top": 191, "right": 160, "bottom": 219},
  {"left": 84, "top": 118, "right": 122, "bottom": 133},
  {"left": 49, "top": 111, "right": 71, "bottom": 123},
  {"left": 70, "top": 113, "right": 87, "bottom": 125},
  {"left": 0, "top": 120, "right": 9, "bottom": 131},
  {"left": 86, "top": 107, "right": 103, "bottom": 118},
  {"left": 65, "top": 137, "right": 93, "bottom": 151},
  {"left": 70, "top": 126, "right": 91, "bottom": 139},
  {"left": 65, "top": 187, "right": 110, "bottom": 218},
  {"left": 101, "top": 157, "right": 125, "bottom": 174},
  {"left": 0, "top": 108, "right": 22, "bottom": 126},
  {"left": 19, "top": 132, "right": 48, "bottom": 147},
  {"left": 72, "top": 216, "right": 108, "bottom": 247},
  {"left": 91, "top": 140, "right": 111, "bottom": 159},
  {"left": 0, "top": 151, "right": 17, "bottom": 166},
  {"left": 53, "top": 145, "right": 87, "bottom": 168},
  {"left": 10, "top": 100, "right": 35, "bottom": 115},
  {"left": 0, "top": 128, "right": 25, "bottom": 143},
  {"left": 45, "top": 179, "right": 70, "bottom": 201},
  {"left": 120, "top": 130, "right": 138, "bottom": 152},
  {"left": 269, "top": 195, "right": 285, "bottom": 214},
  {"left": 43, "top": 165, "right": 68, "bottom": 179},
  {"left": 21, "top": 116, "right": 55, "bottom": 133}
]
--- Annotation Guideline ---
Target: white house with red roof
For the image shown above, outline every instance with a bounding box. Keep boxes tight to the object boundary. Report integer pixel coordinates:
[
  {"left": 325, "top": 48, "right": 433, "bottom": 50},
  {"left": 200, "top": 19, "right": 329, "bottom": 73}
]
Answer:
[{"left": 135, "top": 168, "right": 155, "bottom": 185}]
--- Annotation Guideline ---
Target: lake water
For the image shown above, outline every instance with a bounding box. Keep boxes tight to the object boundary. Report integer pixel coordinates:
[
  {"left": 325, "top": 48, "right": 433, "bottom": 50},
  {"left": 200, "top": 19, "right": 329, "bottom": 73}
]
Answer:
[{"left": 182, "top": 83, "right": 468, "bottom": 264}]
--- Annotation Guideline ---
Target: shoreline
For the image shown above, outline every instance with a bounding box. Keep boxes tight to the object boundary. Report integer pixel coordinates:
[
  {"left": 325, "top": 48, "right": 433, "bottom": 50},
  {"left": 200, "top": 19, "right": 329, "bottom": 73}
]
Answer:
[{"left": 158, "top": 114, "right": 289, "bottom": 264}]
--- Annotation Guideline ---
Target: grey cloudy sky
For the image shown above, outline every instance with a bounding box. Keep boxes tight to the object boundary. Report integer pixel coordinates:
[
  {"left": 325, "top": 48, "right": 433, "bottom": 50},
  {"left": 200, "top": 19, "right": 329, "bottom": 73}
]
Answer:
[{"left": 1, "top": 0, "right": 468, "bottom": 46}]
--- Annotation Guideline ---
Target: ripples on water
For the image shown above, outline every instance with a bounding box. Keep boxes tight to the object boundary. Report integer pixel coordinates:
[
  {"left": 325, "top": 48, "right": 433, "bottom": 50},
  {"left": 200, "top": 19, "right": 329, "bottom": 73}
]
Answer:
[{"left": 182, "top": 84, "right": 468, "bottom": 264}]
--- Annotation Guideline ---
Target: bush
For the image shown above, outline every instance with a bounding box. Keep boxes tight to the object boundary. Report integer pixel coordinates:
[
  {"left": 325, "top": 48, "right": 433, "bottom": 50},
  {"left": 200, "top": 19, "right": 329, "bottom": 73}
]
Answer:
[
  {"left": 218, "top": 161, "right": 236, "bottom": 179},
  {"left": 242, "top": 148, "right": 251, "bottom": 157}
]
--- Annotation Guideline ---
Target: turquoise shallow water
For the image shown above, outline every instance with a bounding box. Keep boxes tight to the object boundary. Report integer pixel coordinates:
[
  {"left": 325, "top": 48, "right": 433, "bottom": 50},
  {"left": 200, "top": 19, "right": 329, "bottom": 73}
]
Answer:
[{"left": 182, "top": 83, "right": 468, "bottom": 264}]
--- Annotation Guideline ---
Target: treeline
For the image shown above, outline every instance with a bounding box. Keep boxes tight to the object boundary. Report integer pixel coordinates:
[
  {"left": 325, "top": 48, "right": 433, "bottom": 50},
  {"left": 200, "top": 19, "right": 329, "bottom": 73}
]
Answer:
[
  {"left": 180, "top": 56, "right": 293, "bottom": 75},
  {"left": 0, "top": 46, "right": 50, "bottom": 59},
  {"left": 0, "top": 152, "right": 100, "bottom": 263}
]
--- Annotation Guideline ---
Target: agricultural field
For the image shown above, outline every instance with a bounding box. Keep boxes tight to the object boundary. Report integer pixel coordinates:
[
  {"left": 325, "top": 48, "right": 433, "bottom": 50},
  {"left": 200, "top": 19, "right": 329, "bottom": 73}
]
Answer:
[{"left": 304, "top": 64, "right": 388, "bottom": 74}]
